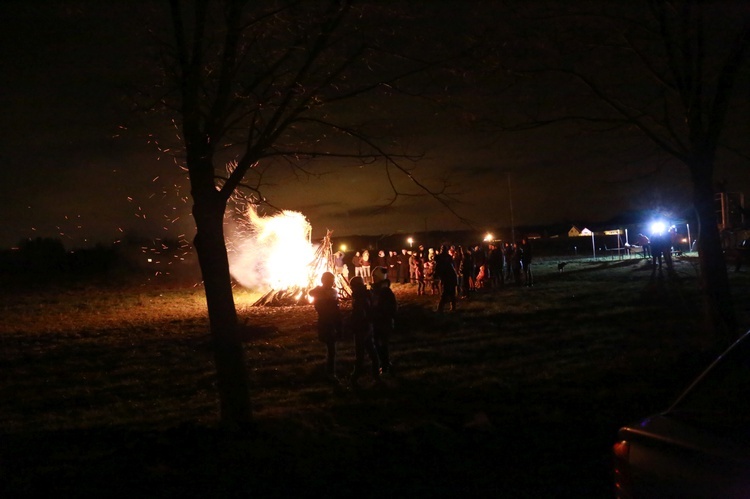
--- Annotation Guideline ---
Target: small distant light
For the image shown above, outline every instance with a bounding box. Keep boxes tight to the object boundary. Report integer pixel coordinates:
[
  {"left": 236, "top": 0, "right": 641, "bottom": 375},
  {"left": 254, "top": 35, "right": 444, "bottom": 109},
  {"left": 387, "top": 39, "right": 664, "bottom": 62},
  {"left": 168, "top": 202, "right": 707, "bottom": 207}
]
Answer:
[
  {"left": 147, "top": 258, "right": 153, "bottom": 263},
  {"left": 340, "top": 244, "right": 347, "bottom": 251},
  {"left": 484, "top": 233, "right": 494, "bottom": 242}
]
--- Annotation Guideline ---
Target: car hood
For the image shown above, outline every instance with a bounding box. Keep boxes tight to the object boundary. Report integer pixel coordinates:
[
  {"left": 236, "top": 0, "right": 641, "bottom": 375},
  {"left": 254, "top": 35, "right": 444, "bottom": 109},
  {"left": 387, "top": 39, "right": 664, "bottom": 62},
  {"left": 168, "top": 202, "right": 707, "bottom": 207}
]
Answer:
[
  {"left": 620, "top": 413, "right": 750, "bottom": 459},
  {"left": 619, "top": 414, "right": 750, "bottom": 498}
]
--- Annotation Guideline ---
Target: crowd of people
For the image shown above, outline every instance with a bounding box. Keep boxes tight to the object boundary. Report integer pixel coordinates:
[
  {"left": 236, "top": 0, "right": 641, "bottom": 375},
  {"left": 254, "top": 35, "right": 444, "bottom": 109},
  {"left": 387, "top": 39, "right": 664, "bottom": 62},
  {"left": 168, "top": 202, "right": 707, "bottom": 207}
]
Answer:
[
  {"left": 635, "top": 226, "right": 682, "bottom": 273},
  {"left": 312, "top": 227, "right": 700, "bottom": 384},
  {"left": 310, "top": 239, "right": 537, "bottom": 386},
  {"left": 343, "top": 240, "right": 535, "bottom": 298}
]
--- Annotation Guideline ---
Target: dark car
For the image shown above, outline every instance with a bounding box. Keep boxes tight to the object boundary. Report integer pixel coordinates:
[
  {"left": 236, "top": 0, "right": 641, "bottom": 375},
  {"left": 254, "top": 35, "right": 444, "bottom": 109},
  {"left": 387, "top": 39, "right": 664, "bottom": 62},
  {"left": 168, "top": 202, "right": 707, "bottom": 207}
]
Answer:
[{"left": 613, "top": 331, "right": 750, "bottom": 498}]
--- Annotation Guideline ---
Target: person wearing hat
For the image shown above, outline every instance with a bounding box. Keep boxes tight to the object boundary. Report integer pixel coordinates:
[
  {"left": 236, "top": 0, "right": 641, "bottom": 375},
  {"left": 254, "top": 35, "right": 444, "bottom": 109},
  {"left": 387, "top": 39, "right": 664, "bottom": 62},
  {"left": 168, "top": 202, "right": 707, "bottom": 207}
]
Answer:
[
  {"left": 349, "top": 275, "right": 381, "bottom": 386},
  {"left": 370, "top": 266, "right": 398, "bottom": 374},
  {"left": 309, "top": 272, "right": 342, "bottom": 382}
]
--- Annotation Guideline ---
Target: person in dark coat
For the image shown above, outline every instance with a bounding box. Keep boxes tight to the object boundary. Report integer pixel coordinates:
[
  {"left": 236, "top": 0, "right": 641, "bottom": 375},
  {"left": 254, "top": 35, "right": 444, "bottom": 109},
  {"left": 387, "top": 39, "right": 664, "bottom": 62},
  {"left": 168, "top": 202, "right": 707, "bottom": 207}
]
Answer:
[
  {"left": 650, "top": 231, "right": 674, "bottom": 273},
  {"left": 510, "top": 243, "right": 522, "bottom": 286},
  {"left": 388, "top": 250, "right": 398, "bottom": 281},
  {"left": 435, "top": 245, "right": 458, "bottom": 312},
  {"left": 352, "top": 251, "right": 363, "bottom": 279},
  {"left": 461, "top": 246, "right": 474, "bottom": 296},
  {"left": 488, "top": 243, "right": 504, "bottom": 288},
  {"left": 309, "top": 272, "right": 342, "bottom": 381},
  {"left": 370, "top": 266, "right": 398, "bottom": 374},
  {"left": 503, "top": 242, "right": 514, "bottom": 283},
  {"left": 375, "top": 249, "right": 387, "bottom": 268},
  {"left": 399, "top": 248, "right": 411, "bottom": 284},
  {"left": 521, "top": 238, "right": 533, "bottom": 287},
  {"left": 349, "top": 276, "right": 381, "bottom": 386}
]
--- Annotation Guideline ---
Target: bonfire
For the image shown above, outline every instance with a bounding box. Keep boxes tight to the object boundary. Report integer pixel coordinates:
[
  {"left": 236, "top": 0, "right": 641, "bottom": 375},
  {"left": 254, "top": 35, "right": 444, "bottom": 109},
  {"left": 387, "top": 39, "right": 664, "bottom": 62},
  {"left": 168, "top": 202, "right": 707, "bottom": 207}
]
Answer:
[
  {"left": 228, "top": 205, "right": 351, "bottom": 306},
  {"left": 252, "top": 230, "right": 351, "bottom": 306}
]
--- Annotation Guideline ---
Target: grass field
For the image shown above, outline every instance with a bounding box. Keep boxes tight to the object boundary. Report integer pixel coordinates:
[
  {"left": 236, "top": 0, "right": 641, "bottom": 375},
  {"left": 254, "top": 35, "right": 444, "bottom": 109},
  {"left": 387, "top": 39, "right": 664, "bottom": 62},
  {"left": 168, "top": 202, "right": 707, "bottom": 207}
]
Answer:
[{"left": 2, "top": 255, "right": 749, "bottom": 497}]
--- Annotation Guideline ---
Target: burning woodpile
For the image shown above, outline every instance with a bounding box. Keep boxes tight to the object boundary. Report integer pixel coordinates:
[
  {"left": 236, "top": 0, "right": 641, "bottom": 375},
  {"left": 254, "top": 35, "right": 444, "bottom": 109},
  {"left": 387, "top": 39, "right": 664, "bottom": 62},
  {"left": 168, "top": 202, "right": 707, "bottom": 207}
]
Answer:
[{"left": 252, "top": 231, "right": 351, "bottom": 306}]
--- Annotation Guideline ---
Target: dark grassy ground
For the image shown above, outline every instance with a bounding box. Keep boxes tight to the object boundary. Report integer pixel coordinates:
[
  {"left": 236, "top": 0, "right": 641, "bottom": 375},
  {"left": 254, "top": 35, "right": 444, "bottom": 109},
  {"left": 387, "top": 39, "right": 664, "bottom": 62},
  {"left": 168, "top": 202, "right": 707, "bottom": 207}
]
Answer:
[{"left": 2, "top": 255, "right": 749, "bottom": 497}]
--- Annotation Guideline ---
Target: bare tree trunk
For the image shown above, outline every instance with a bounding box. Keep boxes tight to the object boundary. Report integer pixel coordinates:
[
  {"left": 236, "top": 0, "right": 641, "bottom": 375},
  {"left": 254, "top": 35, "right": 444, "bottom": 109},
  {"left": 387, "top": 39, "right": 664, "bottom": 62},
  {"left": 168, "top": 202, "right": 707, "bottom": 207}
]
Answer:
[
  {"left": 691, "top": 162, "right": 737, "bottom": 345},
  {"left": 192, "top": 187, "right": 252, "bottom": 427}
]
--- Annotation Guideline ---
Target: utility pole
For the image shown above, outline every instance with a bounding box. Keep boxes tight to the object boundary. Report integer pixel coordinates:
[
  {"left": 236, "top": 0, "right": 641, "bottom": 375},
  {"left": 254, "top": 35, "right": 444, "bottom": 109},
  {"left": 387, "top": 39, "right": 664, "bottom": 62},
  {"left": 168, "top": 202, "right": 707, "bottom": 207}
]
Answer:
[{"left": 507, "top": 172, "right": 515, "bottom": 244}]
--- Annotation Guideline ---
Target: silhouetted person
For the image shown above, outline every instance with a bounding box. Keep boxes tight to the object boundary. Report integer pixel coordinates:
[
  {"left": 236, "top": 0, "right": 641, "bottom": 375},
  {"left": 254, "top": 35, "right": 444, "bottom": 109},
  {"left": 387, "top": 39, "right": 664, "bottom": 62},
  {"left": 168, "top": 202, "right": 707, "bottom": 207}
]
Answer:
[
  {"left": 521, "top": 238, "right": 533, "bottom": 287},
  {"left": 462, "top": 246, "right": 474, "bottom": 296},
  {"left": 488, "top": 243, "right": 504, "bottom": 288},
  {"left": 348, "top": 276, "right": 381, "bottom": 387},
  {"left": 435, "top": 245, "right": 458, "bottom": 311},
  {"left": 510, "top": 243, "right": 523, "bottom": 286},
  {"left": 371, "top": 266, "right": 397, "bottom": 373},
  {"left": 309, "top": 272, "right": 342, "bottom": 381},
  {"left": 413, "top": 253, "right": 426, "bottom": 295},
  {"left": 399, "top": 248, "right": 410, "bottom": 284},
  {"left": 650, "top": 232, "right": 674, "bottom": 277},
  {"left": 636, "top": 233, "right": 651, "bottom": 258},
  {"left": 503, "top": 243, "right": 514, "bottom": 283}
]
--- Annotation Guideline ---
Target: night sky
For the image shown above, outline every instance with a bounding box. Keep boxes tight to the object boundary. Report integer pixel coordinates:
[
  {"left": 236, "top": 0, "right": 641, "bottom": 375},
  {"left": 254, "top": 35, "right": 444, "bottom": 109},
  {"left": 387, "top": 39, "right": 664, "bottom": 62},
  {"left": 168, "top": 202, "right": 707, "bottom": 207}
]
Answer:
[{"left": 2, "top": 1, "right": 748, "bottom": 250}]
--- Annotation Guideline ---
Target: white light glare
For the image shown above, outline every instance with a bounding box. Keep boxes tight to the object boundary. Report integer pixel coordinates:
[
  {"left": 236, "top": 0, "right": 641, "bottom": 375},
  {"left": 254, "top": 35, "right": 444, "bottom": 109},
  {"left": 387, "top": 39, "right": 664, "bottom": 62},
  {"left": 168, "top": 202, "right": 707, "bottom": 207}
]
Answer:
[{"left": 650, "top": 221, "right": 667, "bottom": 235}]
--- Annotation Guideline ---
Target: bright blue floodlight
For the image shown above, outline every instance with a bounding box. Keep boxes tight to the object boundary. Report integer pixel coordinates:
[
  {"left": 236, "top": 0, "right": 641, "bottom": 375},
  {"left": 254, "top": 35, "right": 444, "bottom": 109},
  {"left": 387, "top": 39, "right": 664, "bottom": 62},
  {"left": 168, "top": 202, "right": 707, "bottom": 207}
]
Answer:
[{"left": 650, "top": 221, "right": 667, "bottom": 235}]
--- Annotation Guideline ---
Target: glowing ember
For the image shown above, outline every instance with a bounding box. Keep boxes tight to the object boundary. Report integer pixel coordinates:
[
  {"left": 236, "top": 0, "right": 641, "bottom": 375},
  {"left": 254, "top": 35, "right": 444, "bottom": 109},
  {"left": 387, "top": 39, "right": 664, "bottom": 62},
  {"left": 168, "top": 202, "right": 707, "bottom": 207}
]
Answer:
[{"left": 228, "top": 206, "right": 317, "bottom": 290}]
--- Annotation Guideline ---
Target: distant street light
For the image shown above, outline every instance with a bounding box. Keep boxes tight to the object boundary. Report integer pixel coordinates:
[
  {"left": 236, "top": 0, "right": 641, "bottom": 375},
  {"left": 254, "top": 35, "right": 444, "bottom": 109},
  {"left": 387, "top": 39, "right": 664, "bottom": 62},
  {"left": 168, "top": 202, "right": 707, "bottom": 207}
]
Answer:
[
  {"left": 407, "top": 237, "right": 413, "bottom": 248},
  {"left": 484, "top": 233, "right": 494, "bottom": 242},
  {"left": 340, "top": 244, "right": 347, "bottom": 252}
]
